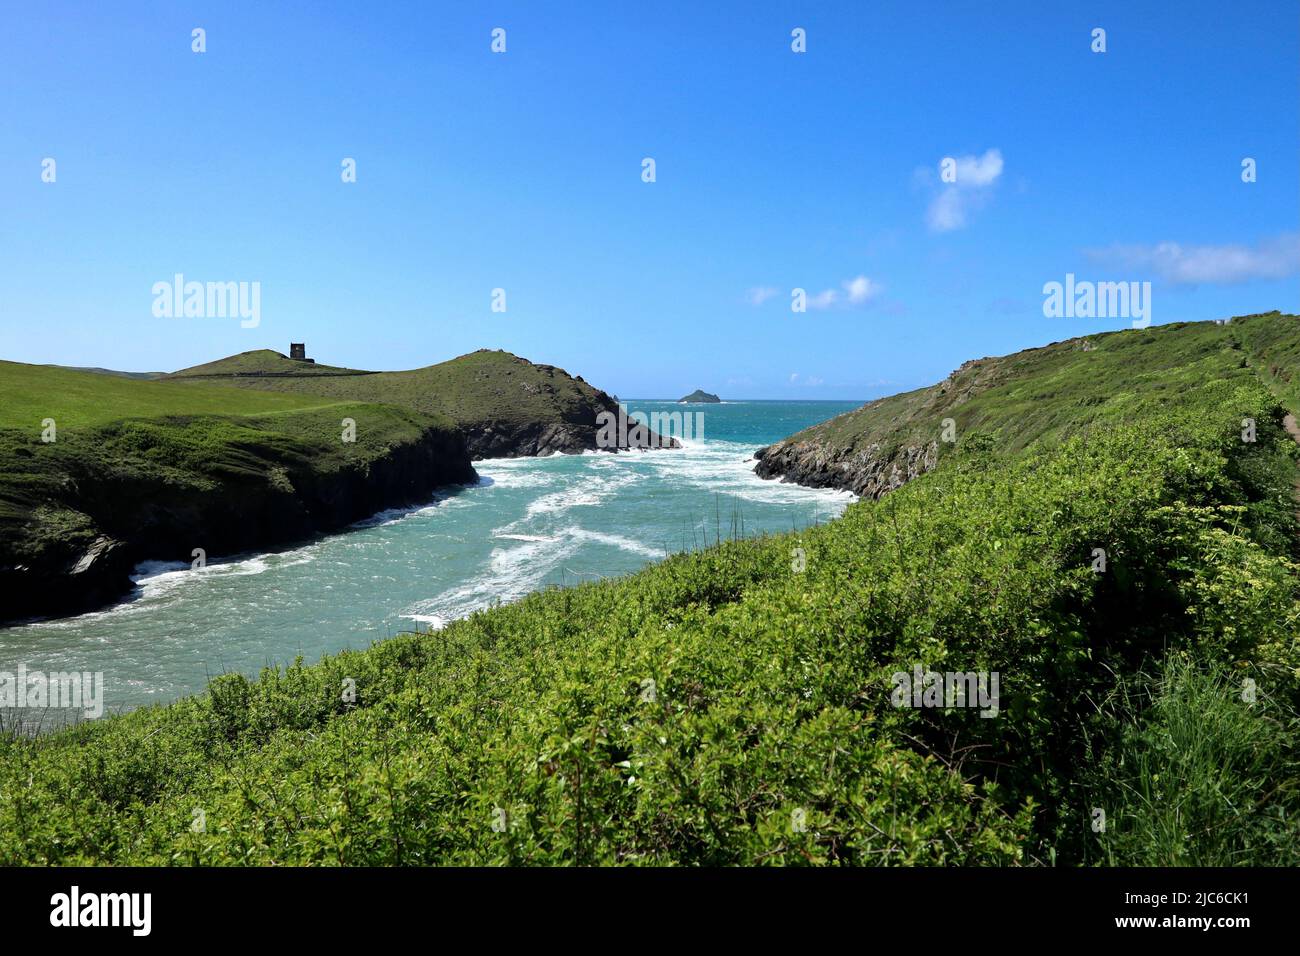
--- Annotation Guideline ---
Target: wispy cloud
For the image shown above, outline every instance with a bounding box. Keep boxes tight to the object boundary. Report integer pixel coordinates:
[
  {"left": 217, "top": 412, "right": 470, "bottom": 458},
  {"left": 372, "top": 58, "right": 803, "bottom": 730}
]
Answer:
[
  {"left": 789, "top": 372, "right": 824, "bottom": 387},
  {"left": 807, "top": 288, "right": 838, "bottom": 310},
  {"left": 767, "top": 275, "right": 881, "bottom": 311},
  {"left": 1084, "top": 233, "right": 1300, "bottom": 285},
  {"left": 745, "top": 286, "right": 779, "bottom": 305},
  {"left": 922, "top": 148, "right": 1004, "bottom": 233}
]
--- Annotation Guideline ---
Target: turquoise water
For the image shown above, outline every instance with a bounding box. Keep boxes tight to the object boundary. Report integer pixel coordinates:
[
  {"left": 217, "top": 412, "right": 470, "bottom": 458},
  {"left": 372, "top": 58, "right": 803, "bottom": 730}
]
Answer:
[{"left": 0, "top": 400, "right": 858, "bottom": 714}]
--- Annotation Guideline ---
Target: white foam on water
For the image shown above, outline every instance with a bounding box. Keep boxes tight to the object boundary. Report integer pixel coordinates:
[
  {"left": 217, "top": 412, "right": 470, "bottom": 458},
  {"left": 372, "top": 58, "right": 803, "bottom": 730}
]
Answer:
[
  {"left": 349, "top": 487, "right": 481, "bottom": 528},
  {"left": 132, "top": 559, "right": 189, "bottom": 577},
  {"left": 643, "top": 439, "right": 856, "bottom": 508},
  {"left": 523, "top": 470, "right": 641, "bottom": 519},
  {"left": 399, "top": 613, "right": 447, "bottom": 630},
  {"left": 407, "top": 532, "right": 584, "bottom": 625},
  {"left": 474, "top": 466, "right": 557, "bottom": 490},
  {"left": 565, "top": 528, "right": 663, "bottom": 559}
]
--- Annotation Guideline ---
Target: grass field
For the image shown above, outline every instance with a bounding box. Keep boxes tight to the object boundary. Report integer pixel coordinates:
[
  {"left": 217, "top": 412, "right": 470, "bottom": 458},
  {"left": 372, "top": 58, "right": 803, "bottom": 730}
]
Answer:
[{"left": 0, "top": 360, "right": 355, "bottom": 432}]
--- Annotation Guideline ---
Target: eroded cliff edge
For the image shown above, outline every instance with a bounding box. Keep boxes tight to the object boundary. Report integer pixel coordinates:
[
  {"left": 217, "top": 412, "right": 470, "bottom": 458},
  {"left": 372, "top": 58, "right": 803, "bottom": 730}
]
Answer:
[{"left": 0, "top": 411, "right": 475, "bottom": 624}]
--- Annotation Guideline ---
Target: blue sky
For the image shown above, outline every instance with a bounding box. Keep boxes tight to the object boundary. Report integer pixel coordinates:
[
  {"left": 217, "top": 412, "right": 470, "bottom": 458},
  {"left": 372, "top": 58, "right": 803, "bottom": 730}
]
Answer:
[{"left": 2, "top": 0, "right": 1297, "bottom": 399}]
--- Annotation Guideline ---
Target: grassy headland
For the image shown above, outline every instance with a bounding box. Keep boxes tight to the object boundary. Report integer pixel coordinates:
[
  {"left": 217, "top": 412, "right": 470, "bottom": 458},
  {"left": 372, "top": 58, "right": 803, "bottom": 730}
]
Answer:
[
  {"left": 0, "top": 362, "right": 473, "bottom": 622},
  {"left": 755, "top": 312, "right": 1299, "bottom": 499},
  {"left": 167, "top": 348, "right": 669, "bottom": 458}
]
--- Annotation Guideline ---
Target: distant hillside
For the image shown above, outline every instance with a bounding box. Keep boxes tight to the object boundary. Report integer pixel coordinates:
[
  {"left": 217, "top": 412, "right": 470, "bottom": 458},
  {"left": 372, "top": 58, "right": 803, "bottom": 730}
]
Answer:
[
  {"left": 63, "top": 366, "right": 167, "bottom": 380},
  {"left": 0, "top": 362, "right": 472, "bottom": 623},
  {"left": 169, "top": 350, "right": 369, "bottom": 379},
  {"left": 678, "top": 389, "right": 721, "bottom": 403},
  {"left": 756, "top": 312, "right": 1300, "bottom": 496},
  {"left": 168, "top": 348, "right": 673, "bottom": 458}
]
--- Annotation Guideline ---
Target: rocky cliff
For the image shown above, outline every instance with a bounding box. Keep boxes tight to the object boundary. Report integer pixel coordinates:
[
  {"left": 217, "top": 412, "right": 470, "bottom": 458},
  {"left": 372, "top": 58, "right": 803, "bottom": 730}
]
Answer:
[
  {"left": 753, "top": 436, "right": 938, "bottom": 498},
  {"left": 0, "top": 419, "right": 475, "bottom": 624}
]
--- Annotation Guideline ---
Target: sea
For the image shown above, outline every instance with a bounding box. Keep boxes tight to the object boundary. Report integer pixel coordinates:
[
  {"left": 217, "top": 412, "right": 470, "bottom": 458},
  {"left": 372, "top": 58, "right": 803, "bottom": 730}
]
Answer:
[{"left": 0, "top": 400, "right": 859, "bottom": 717}]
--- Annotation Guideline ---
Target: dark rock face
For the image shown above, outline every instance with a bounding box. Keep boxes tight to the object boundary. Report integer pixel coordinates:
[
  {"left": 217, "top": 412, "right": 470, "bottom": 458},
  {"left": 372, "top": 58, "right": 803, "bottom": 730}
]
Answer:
[
  {"left": 461, "top": 391, "right": 679, "bottom": 459},
  {"left": 0, "top": 428, "right": 476, "bottom": 625},
  {"left": 463, "top": 420, "right": 613, "bottom": 459},
  {"left": 753, "top": 437, "right": 939, "bottom": 499}
]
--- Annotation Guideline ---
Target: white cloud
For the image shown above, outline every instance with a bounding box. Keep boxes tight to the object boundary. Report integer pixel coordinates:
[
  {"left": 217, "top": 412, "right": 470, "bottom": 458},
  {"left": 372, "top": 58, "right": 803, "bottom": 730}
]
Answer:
[
  {"left": 924, "top": 148, "right": 1003, "bottom": 233},
  {"left": 1084, "top": 233, "right": 1300, "bottom": 285},
  {"left": 843, "top": 275, "right": 879, "bottom": 304},
  {"left": 954, "top": 149, "right": 1004, "bottom": 186},
  {"left": 750, "top": 277, "right": 882, "bottom": 310},
  {"left": 788, "top": 372, "right": 824, "bottom": 388}
]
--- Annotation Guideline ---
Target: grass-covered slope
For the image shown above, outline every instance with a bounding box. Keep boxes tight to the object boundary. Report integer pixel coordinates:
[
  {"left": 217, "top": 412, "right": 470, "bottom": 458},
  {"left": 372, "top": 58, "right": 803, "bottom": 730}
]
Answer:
[
  {"left": 755, "top": 312, "right": 1300, "bottom": 497},
  {"left": 1234, "top": 311, "right": 1300, "bottom": 414},
  {"left": 0, "top": 360, "right": 354, "bottom": 429},
  {"left": 0, "top": 362, "right": 473, "bottom": 622},
  {"left": 61, "top": 366, "right": 167, "bottom": 381},
  {"left": 168, "top": 349, "right": 369, "bottom": 379},
  {"left": 3, "top": 324, "right": 1297, "bottom": 866},
  {"left": 168, "top": 348, "right": 668, "bottom": 458}
]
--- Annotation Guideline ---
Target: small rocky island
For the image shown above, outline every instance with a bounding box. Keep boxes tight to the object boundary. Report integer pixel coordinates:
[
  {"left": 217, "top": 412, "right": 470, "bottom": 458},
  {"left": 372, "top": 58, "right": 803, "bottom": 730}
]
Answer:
[{"left": 678, "top": 389, "right": 721, "bottom": 403}]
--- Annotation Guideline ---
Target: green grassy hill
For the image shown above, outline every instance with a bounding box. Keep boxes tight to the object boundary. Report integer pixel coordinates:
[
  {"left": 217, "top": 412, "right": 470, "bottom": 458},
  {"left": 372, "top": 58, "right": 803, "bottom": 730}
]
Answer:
[
  {"left": 0, "top": 360, "right": 356, "bottom": 430},
  {"left": 167, "top": 348, "right": 665, "bottom": 458},
  {"left": 756, "top": 312, "right": 1300, "bottom": 496},
  {"left": 167, "top": 349, "right": 368, "bottom": 379},
  {"left": 3, "top": 314, "right": 1298, "bottom": 866},
  {"left": 0, "top": 362, "right": 472, "bottom": 622}
]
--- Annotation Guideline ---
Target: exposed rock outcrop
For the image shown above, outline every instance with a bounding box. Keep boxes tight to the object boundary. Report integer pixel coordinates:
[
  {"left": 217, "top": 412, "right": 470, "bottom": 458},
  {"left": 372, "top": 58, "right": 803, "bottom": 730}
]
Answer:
[
  {"left": 461, "top": 386, "right": 679, "bottom": 458},
  {"left": 754, "top": 438, "right": 938, "bottom": 499}
]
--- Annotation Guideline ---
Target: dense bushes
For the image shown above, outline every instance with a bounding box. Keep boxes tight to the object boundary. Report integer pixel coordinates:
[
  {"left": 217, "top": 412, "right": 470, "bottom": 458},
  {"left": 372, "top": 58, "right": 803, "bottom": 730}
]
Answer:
[{"left": 1, "top": 372, "right": 1298, "bottom": 865}]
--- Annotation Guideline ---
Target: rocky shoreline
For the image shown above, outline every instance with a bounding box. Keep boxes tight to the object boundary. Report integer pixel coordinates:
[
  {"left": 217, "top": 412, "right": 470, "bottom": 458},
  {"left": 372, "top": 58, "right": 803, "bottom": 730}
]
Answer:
[
  {"left": 0, "top": 426, "right": 476, "bottom": 626},
  {"left": 753, "top": 436, "right": 938, "bottom": 498},
  {"left": 461, "top": 406, "right": 678, "bottom": 459}
]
